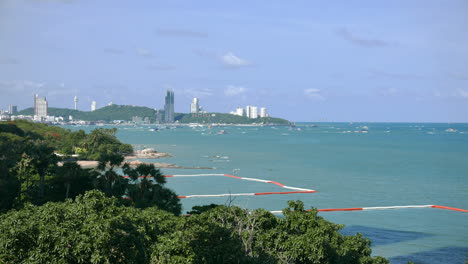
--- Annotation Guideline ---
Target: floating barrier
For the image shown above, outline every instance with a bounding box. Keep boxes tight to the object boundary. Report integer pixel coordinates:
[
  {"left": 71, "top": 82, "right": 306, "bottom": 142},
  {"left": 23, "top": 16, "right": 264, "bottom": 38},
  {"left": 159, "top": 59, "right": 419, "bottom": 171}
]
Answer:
[
  {"left": 122, "top": 173, "right": 316, "bottom": 198},
  {"left": 122, "top": 174, "right": 467, "bottom": 213},
  {"left": 166, "top": 174, "right": 316, "bottom": 198},
  {"left": 269, "top": 205, "right": 468, "bottom": 214}
]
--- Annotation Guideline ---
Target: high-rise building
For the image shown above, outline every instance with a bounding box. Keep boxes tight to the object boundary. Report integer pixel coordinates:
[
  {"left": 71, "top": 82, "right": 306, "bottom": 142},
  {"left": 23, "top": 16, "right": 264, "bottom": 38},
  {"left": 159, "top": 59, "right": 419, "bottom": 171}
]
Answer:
[
  {"left": 74, "top": 96, "right": 78, "bottom": 110},
  {"left": 164, "top": 90, "right": 174, "bottom": 123},
  {"left": 190, "top": 97, "right": 199, "bottom": 113},
  {"left": 245, "top": 106, "right": 252, "bottom": 119},
  {"left": 91, "top": 101, "right": 97, "bottom": 111},
  {"left": 34, "top": 94, "right": 48, "bottom": 120},
  {"left": 260, "top": 107, "right": 267, "bottom": 118},
  {"left": 250, "top": 106, "right": 258, "bottom": 119},
  {"left": 235, "top": 107, "right": 245, "bottom": 116},
  {"left": 8, "top": 104, "right": 17, "bottom": 115}
]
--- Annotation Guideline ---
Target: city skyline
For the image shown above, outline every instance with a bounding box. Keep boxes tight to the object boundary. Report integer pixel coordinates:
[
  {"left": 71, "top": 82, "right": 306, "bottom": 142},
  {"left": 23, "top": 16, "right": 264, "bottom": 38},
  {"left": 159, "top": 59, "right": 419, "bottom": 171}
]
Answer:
[{"left": 1, "top": 1, "right": 467, "bottom": 122}]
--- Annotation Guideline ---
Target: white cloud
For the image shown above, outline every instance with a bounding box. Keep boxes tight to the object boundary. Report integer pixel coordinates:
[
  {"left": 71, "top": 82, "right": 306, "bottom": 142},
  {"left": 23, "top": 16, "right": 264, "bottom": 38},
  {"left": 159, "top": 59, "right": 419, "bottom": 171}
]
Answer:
[
  {"left": 456, "top": 88, "right": 468, "bottom": 98},
  {"left": 224, "top": 85, "right": 247, "bottom": 96},
  {"left": 220, "top": 52, "right": 250, "bottom": 67},
  {"left": 304, "top": 88, "right": 325, "bottom": 100}
]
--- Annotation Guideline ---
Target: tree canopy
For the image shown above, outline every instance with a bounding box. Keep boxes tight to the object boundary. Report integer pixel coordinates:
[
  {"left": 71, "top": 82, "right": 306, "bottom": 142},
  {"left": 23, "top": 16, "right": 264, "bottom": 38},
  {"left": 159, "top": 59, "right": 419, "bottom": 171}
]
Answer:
[{"left": 0, "top": 192, "right": 388, "bottom": 264}]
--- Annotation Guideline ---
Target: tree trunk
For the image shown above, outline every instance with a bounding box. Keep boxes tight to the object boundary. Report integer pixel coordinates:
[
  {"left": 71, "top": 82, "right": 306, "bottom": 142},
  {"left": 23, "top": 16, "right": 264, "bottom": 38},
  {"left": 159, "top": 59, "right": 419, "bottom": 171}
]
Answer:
[{"left": 65, "top": 183, "right": 70, "bottom": 199}]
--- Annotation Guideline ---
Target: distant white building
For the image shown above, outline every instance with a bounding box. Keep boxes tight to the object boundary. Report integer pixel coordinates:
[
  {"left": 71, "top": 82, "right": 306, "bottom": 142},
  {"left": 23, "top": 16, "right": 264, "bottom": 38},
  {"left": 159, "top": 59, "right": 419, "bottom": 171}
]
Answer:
[
  {"left": 260, "top": 107, "right": 267, "bottom": 118},
  {"left": 34, "top": 94, "right": 48, "bottom": 121},
  {"left": 250, "top": 106, "right": 258, "bottom": 119},
  {"left": 190, "top": 97, "right": 199, "bottom": 113},
  {"left": 245, "top": 106, "right": 252, "bottom": 118},
  {"left": 91, "top": 101, "right": 97, "bottom": 111},
  {"left": 235, "top": 107, "right": 244, "bottom": 116}
]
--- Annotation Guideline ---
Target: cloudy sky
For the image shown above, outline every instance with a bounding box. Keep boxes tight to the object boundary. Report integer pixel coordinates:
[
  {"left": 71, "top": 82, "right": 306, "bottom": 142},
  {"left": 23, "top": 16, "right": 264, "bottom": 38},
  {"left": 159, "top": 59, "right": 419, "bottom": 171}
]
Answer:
[{"left": 1, "top": 0, "right": 467, "bottom": 122}]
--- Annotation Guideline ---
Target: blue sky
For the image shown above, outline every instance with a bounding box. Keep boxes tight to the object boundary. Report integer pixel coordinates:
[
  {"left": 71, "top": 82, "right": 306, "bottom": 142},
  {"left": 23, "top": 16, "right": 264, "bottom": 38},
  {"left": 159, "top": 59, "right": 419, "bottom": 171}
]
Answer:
[{"left": 1, "top": 0, "right": 467, "bottom": 122}]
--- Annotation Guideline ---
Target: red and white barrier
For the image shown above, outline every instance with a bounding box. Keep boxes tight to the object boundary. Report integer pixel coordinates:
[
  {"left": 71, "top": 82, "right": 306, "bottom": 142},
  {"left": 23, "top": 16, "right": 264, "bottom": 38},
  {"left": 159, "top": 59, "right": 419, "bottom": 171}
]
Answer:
[
  {"left": 163, "top": 173, "right": 316, "bottom": 198},
  {"left": 269, "top": 205, "right": 468, "bottom": 214},
  {"left": 122, "top": 173, "right": 316, "bottom": 198}
]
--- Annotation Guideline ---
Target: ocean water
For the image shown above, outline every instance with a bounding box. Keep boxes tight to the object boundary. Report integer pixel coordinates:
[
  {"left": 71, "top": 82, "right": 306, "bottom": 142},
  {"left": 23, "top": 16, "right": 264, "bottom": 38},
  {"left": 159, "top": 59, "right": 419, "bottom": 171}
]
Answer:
[{"left": 65, "top": 123, "right": 468, "bottom": 263}]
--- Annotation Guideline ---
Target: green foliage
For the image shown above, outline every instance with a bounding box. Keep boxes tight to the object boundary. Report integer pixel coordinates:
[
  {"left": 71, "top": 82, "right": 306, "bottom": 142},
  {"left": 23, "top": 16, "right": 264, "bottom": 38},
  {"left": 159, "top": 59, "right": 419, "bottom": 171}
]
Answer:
[
  {"left": 0, "top": 195, "right": 388, "bottom": 263},
  {"left": 122, "top": 163, "right": 182, "bottom": 215},
  {"left": 0, "top": 191, "right": 153, "bottom": 263},
  {"left": 0, "top": 121, "right": 132, "bottom": 212},
  {"left": 18, "top": 105, "right": 156, "bottom": 122},
  {"left": 186, "top": 203, "right": 220, "bottom": 215}
]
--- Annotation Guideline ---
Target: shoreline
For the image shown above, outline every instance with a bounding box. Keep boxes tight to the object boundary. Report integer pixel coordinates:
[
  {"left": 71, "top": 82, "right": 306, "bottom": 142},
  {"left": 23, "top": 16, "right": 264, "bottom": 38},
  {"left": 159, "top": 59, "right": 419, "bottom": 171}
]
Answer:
[
  {"left": 58, "top": 160, "right": 213, "bottom": 170},
  {"left": 58, "top": 149, "right": 213, "bottom": 170}
]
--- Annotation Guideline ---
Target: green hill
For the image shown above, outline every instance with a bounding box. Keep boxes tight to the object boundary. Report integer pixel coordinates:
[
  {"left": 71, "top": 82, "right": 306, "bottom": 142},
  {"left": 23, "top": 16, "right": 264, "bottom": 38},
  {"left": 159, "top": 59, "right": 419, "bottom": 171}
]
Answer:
[
  {"left": 17, "top": 105, "right": 157, "bottom": 122},
  {"left": 175, "top": 113, "right": 290, "bottom": 125},
  {"left": 17, "top": 105, "right": 291, "bottom": 124}
]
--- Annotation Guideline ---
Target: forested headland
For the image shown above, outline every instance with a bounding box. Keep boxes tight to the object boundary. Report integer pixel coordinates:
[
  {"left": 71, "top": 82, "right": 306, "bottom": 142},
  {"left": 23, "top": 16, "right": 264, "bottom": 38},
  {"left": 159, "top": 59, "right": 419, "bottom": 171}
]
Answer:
[
  {"left": 0, "top": 120, "right": 388, "bottom": 263},
  {"left": 17, "top": 104, "right": 291, "bottom": 124}
]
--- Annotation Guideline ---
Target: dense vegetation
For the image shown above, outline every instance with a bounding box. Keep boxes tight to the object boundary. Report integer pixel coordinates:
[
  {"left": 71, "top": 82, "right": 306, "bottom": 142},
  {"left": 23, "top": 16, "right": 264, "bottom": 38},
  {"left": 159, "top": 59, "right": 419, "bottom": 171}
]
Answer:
[
  {"left": 0, "top": 192, "right": 388, "bottom": 264},
  {"left": 17, "top": 105, "right": 291, "bottom": 124},
  {"left": 0, "top": 121, "right": 388, "bottom": 263},
  {"left": 0, "top": 120, "right": 175, "bottom": 213},
  {"left": 2, "top": 120, "right": 133, "bottom": 160}
]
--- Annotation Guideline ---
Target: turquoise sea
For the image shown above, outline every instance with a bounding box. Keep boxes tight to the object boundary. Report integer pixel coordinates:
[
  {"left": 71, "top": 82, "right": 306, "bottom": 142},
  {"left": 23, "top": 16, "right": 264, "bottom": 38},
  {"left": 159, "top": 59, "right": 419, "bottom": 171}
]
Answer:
[{"left": 66, "top": 123, "right": 468, "bottom": 263}]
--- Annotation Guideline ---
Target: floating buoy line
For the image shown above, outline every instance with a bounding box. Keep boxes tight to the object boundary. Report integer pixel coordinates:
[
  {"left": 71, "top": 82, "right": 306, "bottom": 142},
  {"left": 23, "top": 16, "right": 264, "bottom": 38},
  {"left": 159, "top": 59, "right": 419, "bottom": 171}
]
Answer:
[
  {"left": 164, "top": 174, "right": 316, "bottom": 198},
  {"left": 270, "top": 205, "right": 467, "bottom": 214},
  {"left": 123, "top": 173, "right": 467, "bottom": 213}
]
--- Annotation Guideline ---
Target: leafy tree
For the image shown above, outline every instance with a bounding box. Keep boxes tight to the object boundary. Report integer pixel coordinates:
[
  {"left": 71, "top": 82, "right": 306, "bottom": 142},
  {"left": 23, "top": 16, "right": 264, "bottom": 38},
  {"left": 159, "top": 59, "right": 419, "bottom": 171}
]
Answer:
[
  {"left": 0, "top": 192, "right": 388, "bottom": 264},
  {"left": 94, "top": 153, "right": 127, "bottom": 198},
  {"left": 52, "top": 162, "right": 94, "bottom": 200},
  {"left": 0, "top": 131, "right": 24, "bottom": 212},
  {"left": 122, "top": 163, "right": 181, "bottom": 215},
  {"left": 0, "top": 191, "right": 151, "bottom": 263}
]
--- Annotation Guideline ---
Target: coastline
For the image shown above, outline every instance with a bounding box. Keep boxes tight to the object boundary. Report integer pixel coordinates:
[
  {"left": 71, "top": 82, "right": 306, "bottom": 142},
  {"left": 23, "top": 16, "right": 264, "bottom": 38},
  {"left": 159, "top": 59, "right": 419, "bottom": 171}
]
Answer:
[{"left": 58, "top": 150, "right": 213, "bottom": 170}]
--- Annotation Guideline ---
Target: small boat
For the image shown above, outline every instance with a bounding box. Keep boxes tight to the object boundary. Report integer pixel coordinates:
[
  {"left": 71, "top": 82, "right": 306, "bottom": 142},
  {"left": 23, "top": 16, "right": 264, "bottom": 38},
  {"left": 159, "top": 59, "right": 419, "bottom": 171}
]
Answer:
[
  {"left": 217, "top": 130, "right": 228, "bottom": 134},
  {"left": 445, "top": 128, "right": 457, "bottom": 132},
  {"left": 149, "top": 127, "right": 159, "bottom": 132},
  {"left": 356, "top": 126, "right": 369, "bottom": 133}
]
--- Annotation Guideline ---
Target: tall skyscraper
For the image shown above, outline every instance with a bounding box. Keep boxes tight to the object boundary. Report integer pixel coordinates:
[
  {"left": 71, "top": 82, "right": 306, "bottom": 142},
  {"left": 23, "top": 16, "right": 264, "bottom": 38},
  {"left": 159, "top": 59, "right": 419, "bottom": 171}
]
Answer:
[
  {"left": 245, "top": 105, "right": 252, "bottom": 118},
  {"left": 190, "top": 97, "right": 199, "bottom": 113},
  {"left": 8, "top": 104, "right": 17, "bottom": 115},
  {"left": 164, "top": 90, "right": 174, "bottom": 123},
  {"left": 34, "top": 94, "right": 48, "bottom": 120},
  {"left": 260, "top": 107, "right": 267, "bottom": 118},
  {"left": 74, "top": 96, "right": 78, "bottom": 110},
  {"left": 91, "top": 101, "right": 97, "bottom": 111}
]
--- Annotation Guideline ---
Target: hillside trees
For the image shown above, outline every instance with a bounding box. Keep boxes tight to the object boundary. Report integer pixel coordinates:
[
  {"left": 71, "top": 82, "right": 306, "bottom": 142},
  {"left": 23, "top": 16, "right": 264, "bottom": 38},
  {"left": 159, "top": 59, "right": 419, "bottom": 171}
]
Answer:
[{"left": 0, "top": 192, "right": 388, "bottom": 264}]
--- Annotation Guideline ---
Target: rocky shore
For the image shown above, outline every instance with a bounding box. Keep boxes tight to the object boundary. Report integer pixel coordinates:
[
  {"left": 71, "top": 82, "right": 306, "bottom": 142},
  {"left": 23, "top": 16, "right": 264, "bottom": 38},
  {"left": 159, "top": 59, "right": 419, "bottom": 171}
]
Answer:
[{"left": 58, "top": 147, "right": 213, "bottom": 170}]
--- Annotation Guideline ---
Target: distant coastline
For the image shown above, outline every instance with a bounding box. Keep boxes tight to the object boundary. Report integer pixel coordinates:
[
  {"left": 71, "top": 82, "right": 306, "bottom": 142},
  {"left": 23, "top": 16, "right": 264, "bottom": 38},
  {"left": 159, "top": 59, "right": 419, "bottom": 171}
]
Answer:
[{"left": 15, "top": 104, "right": 291, "bottom": 125}]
